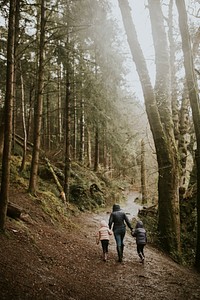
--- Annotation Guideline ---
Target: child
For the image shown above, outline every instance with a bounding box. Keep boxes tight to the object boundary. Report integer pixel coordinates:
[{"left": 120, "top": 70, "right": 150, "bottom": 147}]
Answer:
[
  {"left": 132, "top": 220, "right": 147, "bottom": 263},
  {"left": 96, "top": 220, "right": 112, "bottom": 261}
]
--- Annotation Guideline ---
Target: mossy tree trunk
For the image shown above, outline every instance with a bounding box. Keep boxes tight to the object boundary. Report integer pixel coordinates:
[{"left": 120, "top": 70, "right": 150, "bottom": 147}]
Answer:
[
  {"left": 175, "top": 0, "right": 200, "bottom": 271},
  {"left": 118, "top": 0, "right": 181, "bottom": 257}
]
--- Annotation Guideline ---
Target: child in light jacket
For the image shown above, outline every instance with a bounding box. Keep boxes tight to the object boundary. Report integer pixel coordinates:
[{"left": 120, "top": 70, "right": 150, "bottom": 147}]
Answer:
[
  {"left": 96, "top": 220, "right": 112, "bottom": 261},
  {"left": 132, "top": 220, "right": 147, "bottom": 263}
]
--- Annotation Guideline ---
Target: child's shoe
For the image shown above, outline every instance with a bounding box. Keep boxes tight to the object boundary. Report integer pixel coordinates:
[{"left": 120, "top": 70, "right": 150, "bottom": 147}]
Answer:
[{"left": 103, "top": 253, "right": 108, "bottom": 261}]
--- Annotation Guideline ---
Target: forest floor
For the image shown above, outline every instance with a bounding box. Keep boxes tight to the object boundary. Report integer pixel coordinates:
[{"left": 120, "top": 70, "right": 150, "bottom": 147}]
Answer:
[{"left": 0, "top": 187, "right": 200, "bottom": 300}]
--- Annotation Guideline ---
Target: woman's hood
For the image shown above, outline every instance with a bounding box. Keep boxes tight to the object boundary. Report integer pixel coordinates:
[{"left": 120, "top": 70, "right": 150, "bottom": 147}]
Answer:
[{"left": 112, "top": 204, "right": 121, "bottom": 212}]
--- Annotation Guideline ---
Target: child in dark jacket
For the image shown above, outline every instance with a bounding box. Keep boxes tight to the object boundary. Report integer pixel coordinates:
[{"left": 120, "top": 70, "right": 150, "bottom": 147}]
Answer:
[{"left": 132, "top": 220, "right": 147, "bottom": 263}]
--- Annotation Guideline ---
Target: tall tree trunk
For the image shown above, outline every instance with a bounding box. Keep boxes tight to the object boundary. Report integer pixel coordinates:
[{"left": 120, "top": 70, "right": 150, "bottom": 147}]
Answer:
[
  {"left": 175, "top": 0, "right": 200, "bottom": 271},
  {"left": 27, "top": 85, "right": 34, "bottom": 142},
  {"left": 28, "top": 0, "right": 45, "bottom": 195},
  {"left": 87, "top": 128, "right": 92, "bottom": 168},
  {"left": 193, "top": 26, "right": 200, "bottom": 58},
  {"left": 118, "top": 0, "right": 181, "bottom": 257},
  {"left": 179, "top": 88, "right": 190, "bottom": 191},
  {"left": 57, "top": 66, "right": 62, "bottom": 143},
  {"left": 12, "top": 0, "right": 20, "bottom": 156},
  {"left": 148, "top": 0, "right": 181, "bottom": 256},
  {"left": 46, "top": 86, "right": 51, "bottom": 151},
  {"left": 141, "top": 139, "right": 148, "bottom": 205},
  {"left": 102, "top": 129, "right": 108, "bottom": 170},
  {"left": 0, "top": 0, "right": 16, "bottom": 230},
  {"left": 20, "top": 62, "right": 27, "bottom": 172},
  {"left": 73, "top": 91, "right": 77, "bottom": 161},
  {"left": 168, "top": 0, "right": 179, "bottom": 143},
  {"left": 79, "top": 93, "right": 85, "bottom": 163},
  {"left": 64, "top": 71, "right": 70, "bottom": 203},
  {"left": 94, "top": 126, "right": 99, "bottom": 172}
]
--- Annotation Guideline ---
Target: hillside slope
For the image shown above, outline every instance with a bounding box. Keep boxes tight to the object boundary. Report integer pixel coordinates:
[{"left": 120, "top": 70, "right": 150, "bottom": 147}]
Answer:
[{"left": 0, "top": 186, "right": 200, "bottom": 299}]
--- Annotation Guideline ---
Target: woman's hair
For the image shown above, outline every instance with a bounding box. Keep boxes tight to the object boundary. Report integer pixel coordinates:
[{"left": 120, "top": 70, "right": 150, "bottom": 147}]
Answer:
[{"left": 112, "top": 204, "right": 120, "bottom": 211}]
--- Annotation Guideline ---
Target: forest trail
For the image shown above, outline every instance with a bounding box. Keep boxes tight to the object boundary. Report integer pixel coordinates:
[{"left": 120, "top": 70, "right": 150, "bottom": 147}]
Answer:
[{"left": 0, "top": 189, "right": 200, "bottom": 299}]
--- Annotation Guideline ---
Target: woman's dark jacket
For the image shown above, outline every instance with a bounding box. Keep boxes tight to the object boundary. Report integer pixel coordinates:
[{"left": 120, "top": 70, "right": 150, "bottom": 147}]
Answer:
[
  {"left": 132, "top": 220, "right": 147, "bottom": 245},
  {"left": 108, "top": 204, "right": 133, "bottom": 231}
]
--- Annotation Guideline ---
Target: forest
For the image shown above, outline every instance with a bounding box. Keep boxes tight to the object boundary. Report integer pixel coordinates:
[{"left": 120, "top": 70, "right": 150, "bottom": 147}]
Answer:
[{"left": 0, "top": 0, "right": 200, "bottom": 278}]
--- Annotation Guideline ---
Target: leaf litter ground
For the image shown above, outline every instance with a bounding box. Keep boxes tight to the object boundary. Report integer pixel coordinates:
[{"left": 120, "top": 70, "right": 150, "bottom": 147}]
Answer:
[{"left": 0, "top": 188, "right": 200, "bottom": 300}]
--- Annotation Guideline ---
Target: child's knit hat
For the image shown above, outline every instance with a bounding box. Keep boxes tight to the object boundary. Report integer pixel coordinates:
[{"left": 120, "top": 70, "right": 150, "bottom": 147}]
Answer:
[{"left": 100, "top": 220, "right": 108, "bottom": 227}]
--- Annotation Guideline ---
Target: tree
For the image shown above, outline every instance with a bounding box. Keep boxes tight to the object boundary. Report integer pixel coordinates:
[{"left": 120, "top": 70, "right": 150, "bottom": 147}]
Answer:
[
  {"left": 118, "top": 0, "right": 181, "bottom": 257},
  {"left": 175, "top": 0, "right": 200, "bottom": 271},
  {"left": 0, "top": 0, "right": 148, "bottom": 206},
  {"left": 64, "top": 58, "right": 71, "bottom": 202},
  {"left": 141, "top": 139, "right": 148, "bottom": 204},
  {"left": 0, "top": 0, "right": 16, "bottom": 230},
  {"left": 28, "top": 0, "right": 46, "bottom": 195}
]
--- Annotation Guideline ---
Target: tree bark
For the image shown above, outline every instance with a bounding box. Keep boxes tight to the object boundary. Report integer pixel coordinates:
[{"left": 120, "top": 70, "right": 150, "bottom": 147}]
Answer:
[
  {"left": 64, "top": 67, "right": 71, "bottom": 202},
  {"left": 57, "top": 65, "right": 63, "bottom": 144},
  {"left": 148, "top": 0, "right": 181, "bottom": 256},
  {"left": 175, "top": 0, "right": 200, "bottom": 271},
  {"left": 168, "top": 0, "right": 179, "bottom": 143},
  {"left": 20, "top": 62, "right": 27, "bottom": 172},
  {"left": 79, "top": 93, "right": 85, "bottom": 163},
  {"left": 28, "top": 0, "right": 45, "bottom": 195},
  {"left": 87, "top": 128, "right": 92, "bottom": 168},
  {"left": 0, "top": 0, "right": 16, "bottom": 230},
  {"left": 94, "top": 126, "right": 99, "bottom": 172},
  {"left": 118, "top": 0, "right": 181, "bottom": 257},
  {"left": 141, "top": 139, "right": 148, "bottom": 205}
]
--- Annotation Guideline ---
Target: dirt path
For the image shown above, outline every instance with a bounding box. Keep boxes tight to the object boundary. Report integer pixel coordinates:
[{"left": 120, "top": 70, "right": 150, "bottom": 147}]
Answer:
[
  {"left": 1, "top": 190, "right": 200, "bottom": 299},
  {"left": 78, "top": 210, "right": 200, "bottom": 300}
]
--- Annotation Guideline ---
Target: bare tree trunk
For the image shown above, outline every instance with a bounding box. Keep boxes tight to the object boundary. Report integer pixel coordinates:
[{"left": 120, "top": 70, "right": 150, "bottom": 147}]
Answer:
[
  {"left": 12, "top": 0, "right": 20, "bottom": 156},
  {"left": 27, "top": 85, "right": 34, "bottom": 142},
  {"left": 87, "top": 128, "right": 92, "bottom": 168},
  {"left": 109, "top": 149, "right": 113, "bottom": 179},
  {"left": 57, "top": 66, "right": 62, "bottom": 143},
  {"left": 102, "top": 129, "right": 108, "bottom": 170},
  {"left": 28, "top": 0, "right": 45, "bottom": 195},
  {"left": 0, "top": 0, "right": 16, "bottom": 230},
  {"left": 175, "top": 0, "right": 200, "bottom": 271},
  {"left": 94, "top": 126, "right": 99, "bottom": 172},
  {"left": 79, "top": 93, "right": 85, "bottom": 163},
  {"left": 141, "top": 139, "right": 148, "bottom": 205},
  {"left": 73, "top": 91, "right": 77, "bottom": 161},
  {"left": 46, "top": 87, "right": 51, "bottom": 151},
  {"left": 64, "top": 71, "right": 70, "bottom": 203},
  {"left": 20, "top": 62, "right": 27, "bottom": 172}
]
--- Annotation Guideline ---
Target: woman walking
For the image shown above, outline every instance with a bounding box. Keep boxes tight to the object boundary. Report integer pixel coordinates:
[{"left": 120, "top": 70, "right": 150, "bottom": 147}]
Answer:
[{"left": 109, "top": 204, "right": 133, "bottom": 262}]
